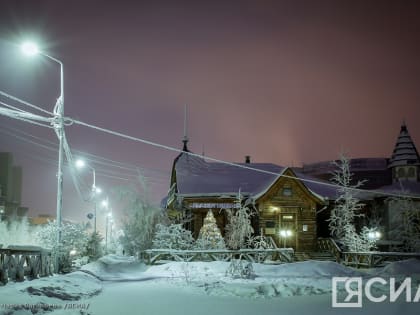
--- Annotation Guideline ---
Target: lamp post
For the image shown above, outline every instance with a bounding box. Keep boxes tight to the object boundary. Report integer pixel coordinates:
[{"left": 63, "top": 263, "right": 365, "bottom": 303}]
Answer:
[
  {"left": 105, "top": 212, "right": 113, "bottom": 252},
  {"left": 75, "top": 159, "right": 101, "bottom": 234},
  {"left": 22, "top": 41, "right": 64, "bottom": 272}
]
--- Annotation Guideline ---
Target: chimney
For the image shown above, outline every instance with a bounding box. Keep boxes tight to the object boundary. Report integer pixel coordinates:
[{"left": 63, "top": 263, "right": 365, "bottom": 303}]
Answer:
[{"left": 245, "top": 155, "right": 251, "bottom": 164}]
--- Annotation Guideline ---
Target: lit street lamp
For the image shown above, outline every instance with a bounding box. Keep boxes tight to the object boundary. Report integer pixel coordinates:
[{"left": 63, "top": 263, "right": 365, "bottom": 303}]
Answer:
[
  {"left": 75, "top": 159, "right": 102, "bottom": 234},
  {"left": 22, "top": 41, "right": 64, "bottom": 272},
  {"left": 368, "top": 231, "right": 381, "bottom": 241}
]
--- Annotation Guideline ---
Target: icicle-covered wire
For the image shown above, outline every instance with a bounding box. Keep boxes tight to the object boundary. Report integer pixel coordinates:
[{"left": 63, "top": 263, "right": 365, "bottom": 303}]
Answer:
[{"left": 0, "top": 90, "right": 53, "bottom": 115}]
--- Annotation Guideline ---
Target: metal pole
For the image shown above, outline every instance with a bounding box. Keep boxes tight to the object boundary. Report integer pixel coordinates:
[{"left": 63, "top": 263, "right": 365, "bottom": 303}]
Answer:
[
  {"left": 92, "top": 167, "right": 97, "bottom": 235},
  {"left": 105, "top": 215, "right": 109, "bottom": 252},
  {"left": 55, "top": 61, "right": 64, "bottom": 273}
]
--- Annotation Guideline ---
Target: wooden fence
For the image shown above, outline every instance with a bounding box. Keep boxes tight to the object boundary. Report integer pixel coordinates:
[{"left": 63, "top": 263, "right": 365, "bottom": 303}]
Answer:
[
  {"left": 0, "top": 246, "right": 54, "bottom": 285},
  {"left": 317, "top": 238, "right": 420, "bottom": 268},
  {"left": 141, "top": 248, "right": 295, "bottom": 265},
  {"left": 341, "top": 251, "right": 420, "bottom": 268}
]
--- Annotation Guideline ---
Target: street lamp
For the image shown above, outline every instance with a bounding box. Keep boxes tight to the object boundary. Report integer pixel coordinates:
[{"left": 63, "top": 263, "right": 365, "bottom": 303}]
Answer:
[
  {"left": 279, "top": 229, "right": 292, "bottom": 248},
  {"left": 75, "top": 159, "right": 102, "bottom": 234},
  {"left": 21, "top": 41, "right": 64, "bottom": 273},
  {"left": 368, "top": 231, "right": 381, "bottom": 241}
]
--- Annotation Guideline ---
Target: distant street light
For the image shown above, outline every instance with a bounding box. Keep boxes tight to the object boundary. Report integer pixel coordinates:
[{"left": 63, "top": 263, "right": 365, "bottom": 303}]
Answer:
[
  {"left": 21, "top": 41, "right": 64, "bottom": 273},
  {"left": 75, "top": 158, "right": 102, "bottom": 234}
]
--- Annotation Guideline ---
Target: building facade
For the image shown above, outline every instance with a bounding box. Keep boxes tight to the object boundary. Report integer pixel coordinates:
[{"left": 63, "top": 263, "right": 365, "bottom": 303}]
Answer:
[{"left": 164, "top": 123, "right": 420, "bottom": 252}]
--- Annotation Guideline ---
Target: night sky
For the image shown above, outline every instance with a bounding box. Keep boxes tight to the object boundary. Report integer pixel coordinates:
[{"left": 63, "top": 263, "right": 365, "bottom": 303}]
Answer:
[{"left": 0, "top": 0, "right": 419, "bottom": 230}]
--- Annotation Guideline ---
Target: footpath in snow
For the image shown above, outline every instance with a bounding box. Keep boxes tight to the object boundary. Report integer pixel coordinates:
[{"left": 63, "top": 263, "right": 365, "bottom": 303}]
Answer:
[{"left": 0, "top": 254, "right": 419, "bottom": 315}]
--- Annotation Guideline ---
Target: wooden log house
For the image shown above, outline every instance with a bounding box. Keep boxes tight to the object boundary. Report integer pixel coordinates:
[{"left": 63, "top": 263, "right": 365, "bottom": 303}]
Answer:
[{"left": 164, "top": 140, "right": 337, "bottom": 252}]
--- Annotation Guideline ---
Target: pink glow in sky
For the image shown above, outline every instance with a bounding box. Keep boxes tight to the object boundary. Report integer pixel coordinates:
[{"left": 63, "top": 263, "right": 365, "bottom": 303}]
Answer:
[{"left": 0, "top": 0, "right": 419, "bottom": 225}]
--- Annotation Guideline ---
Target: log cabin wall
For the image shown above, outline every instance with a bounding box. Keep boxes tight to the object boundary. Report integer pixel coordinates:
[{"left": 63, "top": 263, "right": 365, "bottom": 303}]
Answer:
[{"left": 257, "top": 170, "right": 320, "bottom": 251}]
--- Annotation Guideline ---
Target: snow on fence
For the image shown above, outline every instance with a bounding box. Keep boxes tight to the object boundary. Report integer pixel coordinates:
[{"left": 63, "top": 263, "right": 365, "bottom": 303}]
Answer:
[
  {"left": 0, "top": 246, "right": 53, "bottom": 285},
  {"left": 342, "top": 251, "right": 420, "bottom": 268},
  {"left": 317, "top": 237, "right": 342, "bottom": 262},
  {"left": 316, "top": 238, "right": 420, "bottom": 268},
  {"left": 140, "top": 248, "right": 295, "bottom": 265}
]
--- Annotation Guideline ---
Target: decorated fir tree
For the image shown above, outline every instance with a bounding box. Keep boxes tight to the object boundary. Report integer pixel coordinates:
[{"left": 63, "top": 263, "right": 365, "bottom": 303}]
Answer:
[{"left": 196, "top": 210, "right": 226, "bottom": 250}]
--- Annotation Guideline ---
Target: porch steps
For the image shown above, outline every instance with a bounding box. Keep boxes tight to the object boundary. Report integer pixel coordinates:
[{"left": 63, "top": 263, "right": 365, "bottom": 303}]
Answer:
[{"left": 294, "top": 251, "right": 336, "bottom": 262}]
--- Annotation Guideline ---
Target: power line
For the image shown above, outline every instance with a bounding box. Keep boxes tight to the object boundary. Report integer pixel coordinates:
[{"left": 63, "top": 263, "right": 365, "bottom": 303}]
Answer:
[
  {"left": 71, "top": 117, "right": 420, "bottom": 200},
  {"left": 1, "top": 93, "right": 419, "bottom": 200},
  {"left": 0, "top": 90, "right": 54, "bottom": 115},
  {"left": 0, "top": 125, "right": 168, "bottom": 185},
  {"left": 0, "top": 123, "right": 169, "bottom": 180}
]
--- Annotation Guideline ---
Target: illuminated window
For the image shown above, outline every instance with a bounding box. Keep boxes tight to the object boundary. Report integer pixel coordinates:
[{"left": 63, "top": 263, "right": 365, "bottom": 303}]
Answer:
[{"left": 282, "top": 215, "right": 294, "bottom": 220}]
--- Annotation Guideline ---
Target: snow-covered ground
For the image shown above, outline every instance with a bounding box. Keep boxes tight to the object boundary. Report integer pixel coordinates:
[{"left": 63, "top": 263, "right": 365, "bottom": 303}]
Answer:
[{"left": 1, "top": 255, "right": 419, "bottom": 315}]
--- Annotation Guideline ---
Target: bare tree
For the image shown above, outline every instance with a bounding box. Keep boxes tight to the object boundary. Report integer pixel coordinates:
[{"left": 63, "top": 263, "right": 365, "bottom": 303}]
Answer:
[
  {"left": 329, "top": 153, "right": 377, "bottom": 251},
  {"left": 224, "top": 190, "right": 255, "bottom": 250},
  {"left": 388, "top": 194, "right": 420, "bottom": 252}
]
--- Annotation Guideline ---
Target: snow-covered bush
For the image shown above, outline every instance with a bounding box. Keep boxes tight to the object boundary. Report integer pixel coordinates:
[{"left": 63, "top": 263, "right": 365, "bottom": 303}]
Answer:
[
  {"left": 226, "top": 258, "right": 255, "bottom": 279},
  {"left": 246, "top": 235, "right": 275, "bottom": 262},
  {"left": 343, "top": 225, "right": 378, "bottom": 252},
  {"left": 36, "top": 220, "right": 89, "bottom": 272},
  {"left": 195, "top": 210, "right": 225, "bottom": 250},
  {"left": 224, "top": 191, "right": 255, "bottom": 250},
  {"left": 152, "top": 223, "right": 194, "bottom": 250},
  {"left": 0, "top": 217, "right": 40, "bottom": 247}
]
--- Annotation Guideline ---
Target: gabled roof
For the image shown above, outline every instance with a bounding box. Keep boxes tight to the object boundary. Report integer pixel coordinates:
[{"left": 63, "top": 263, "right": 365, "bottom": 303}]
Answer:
[
  {"left": 389, "top": 123, "right": 420, "bottom": 168},
  {"left": 173, "top": 152, "right": 340, "bottom": 200}
]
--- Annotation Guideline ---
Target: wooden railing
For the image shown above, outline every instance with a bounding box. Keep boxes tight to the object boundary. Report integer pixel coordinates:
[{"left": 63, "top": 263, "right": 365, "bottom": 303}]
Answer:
[
  {"left": 342, "top": 251, "right": 420, "bottom": 268},
  {"left": 317, "top": 238, "right": 420, "bottom": 268},
  {"left": 141, "top": 248, "right": 295, "bottom": 265},
  {"left": 0, "top": 246, "right": 53, "bottom": 284},
  {"left": 317, "top": 237, "right": 342, "bottom": 262}
]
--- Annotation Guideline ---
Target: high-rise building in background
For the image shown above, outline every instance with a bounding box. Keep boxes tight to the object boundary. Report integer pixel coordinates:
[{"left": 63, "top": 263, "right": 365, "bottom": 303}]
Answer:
[{"left": 0, "top": 152, "right": 28, "bottom": 220}]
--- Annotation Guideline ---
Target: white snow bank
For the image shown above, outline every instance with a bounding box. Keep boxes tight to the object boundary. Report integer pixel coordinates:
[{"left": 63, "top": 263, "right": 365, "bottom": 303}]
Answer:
[
  {"left": 145, "top": 260, "right": 363, "bottom": 279},
  {"left": 378, "top": 258, "right": 420, "bottom": 276},
  {"left": 81, "top": 254, "right": 148, "bottom": 280},
  {"left": 140, "top": 260, "right": 366, "bottom": 299},
  {"left": 253, "top": 260, "right": 364, "bottom": 278},
  {"left": 0, "top": 272, "right": 101, "bottom": 315}
]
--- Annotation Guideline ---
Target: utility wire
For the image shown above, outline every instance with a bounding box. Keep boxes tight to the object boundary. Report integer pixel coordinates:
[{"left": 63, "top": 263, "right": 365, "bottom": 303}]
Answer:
[
  {"left": 0, "top": 125, "right": 167, "bottom": 185},
  {"left": 71, "top": 117, "right": 420, "bottom": 200},
  {"left": 2, "top": 93, "right": 419, "bottom": 200},
  {"left": 0, "top": 90, "right": 54, "bottom": 115}
]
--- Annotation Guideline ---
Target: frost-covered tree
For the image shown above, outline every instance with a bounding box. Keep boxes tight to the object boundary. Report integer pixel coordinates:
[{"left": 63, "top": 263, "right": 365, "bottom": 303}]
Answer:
[
  {"left": 224, "top": 190, "right": 255, "bottom": 250},
  {"left": 388, "top": 195, "right": 420, "bottom": 252},
  {"left": 0, "top": 217, "right": 40, "bottom": 247},
  {"left": 118, "top": 184, "right": 163, "bottom": 256},
  {"left": 152, "top": 223, "right": 194, "bottom": 250},
  {"left": 328, "top": 154, "right": 376, "bottom": 252},
  {"left": 195, "top": 210, "right": 225, "bottom": 250},
  {"left": 36, "top": 220, "right": 89, "bottom": 272},
  {"left": 85, "top": 231, "right": 103, "bottom": 261}
]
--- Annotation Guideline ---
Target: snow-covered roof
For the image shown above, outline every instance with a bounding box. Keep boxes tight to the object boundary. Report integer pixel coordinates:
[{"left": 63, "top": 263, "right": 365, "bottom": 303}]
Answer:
[
  {"left": 388, "top": 123, "right": 420, "bottom": 168},
  {"left": 173, "top": 153, "right": 340, "bottom": 200},
  {"left": 375, "top": 180, "right": 420, "bottom": 196}
]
